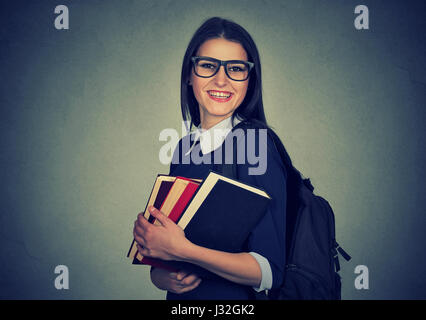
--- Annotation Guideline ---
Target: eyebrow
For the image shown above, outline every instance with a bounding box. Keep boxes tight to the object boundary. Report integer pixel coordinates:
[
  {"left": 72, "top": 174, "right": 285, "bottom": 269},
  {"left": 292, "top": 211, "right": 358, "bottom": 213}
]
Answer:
[{"left": 197, "top": 56, "right": 250, "bottom": 62}]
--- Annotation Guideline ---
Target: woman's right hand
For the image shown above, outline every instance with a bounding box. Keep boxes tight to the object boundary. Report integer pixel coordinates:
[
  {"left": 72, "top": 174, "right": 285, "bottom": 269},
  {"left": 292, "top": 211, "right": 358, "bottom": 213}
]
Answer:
[{"left": 150, "top": 268, "right": 202, "bottom": 294}]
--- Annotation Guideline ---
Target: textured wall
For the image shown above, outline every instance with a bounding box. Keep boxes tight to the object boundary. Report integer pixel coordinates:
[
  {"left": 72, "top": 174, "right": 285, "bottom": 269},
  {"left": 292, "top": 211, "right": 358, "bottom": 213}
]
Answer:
[{"left": 1, "top": 0, "right": 425, "bottom": 299}]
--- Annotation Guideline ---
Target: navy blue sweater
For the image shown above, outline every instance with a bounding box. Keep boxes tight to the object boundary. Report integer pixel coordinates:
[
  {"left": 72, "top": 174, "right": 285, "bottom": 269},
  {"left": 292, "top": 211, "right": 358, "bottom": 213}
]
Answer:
[{"left": 166, "top": 127, "right": 287, "bottom": 300}]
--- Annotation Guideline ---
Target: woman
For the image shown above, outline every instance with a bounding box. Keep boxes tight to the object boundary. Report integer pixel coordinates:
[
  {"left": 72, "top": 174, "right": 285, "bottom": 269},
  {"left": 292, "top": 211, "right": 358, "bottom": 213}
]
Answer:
[{"left": 133, "top": 17, "right": 293, "bottom": 300}]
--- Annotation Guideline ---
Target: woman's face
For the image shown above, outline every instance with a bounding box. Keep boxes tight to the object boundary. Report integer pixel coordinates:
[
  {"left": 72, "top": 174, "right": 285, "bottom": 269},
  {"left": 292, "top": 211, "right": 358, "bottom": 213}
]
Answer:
[{"left": 190, "top": 38, "right": 249, "bottom": 128}]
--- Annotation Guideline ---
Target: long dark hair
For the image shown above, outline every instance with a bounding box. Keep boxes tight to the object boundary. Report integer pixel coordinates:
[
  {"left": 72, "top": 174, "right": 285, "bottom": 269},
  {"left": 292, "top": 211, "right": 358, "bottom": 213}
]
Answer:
[{"left": 180, "top": 17, "right": 265, "bottom": 131}]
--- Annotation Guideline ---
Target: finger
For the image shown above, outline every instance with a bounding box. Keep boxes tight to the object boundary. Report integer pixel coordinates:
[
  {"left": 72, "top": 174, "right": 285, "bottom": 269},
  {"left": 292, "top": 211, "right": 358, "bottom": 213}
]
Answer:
[
  {"left": 137, "top": 213, "right": 152, "bottom": 228},
  {"left": 136, "top": 244, "right": 150, "bottom": 257},
  {"left": 135, "top": 217, "right": 153, "bottom": 237},
  {"left": 180, "top": 274, "right": 201, "bottom": 286},
  {"left": 136, "top": 211, "right": 144, "bottom": 220},
  {"left": 175, "top": 270, "right": 190, "bottom": 281},
  {"left": 133, "top": 223, "right": 144, "bottom": 237},
  {"left": 148, "top": 206, "right": 170, "bottom": 227},
  {"left": 136, "top": 212, "right": 147, "bottom": 226},
  {"left": 133, "top": 222, "right": 146, "bottom": 237},
  {"left": 136, "top": 243, "right": 146, "bottom": 251},
  {"left": 177, "top": 278, "right": 202, "bottom": 294},
  {"left": 133, "top": 232, "right": 146, "bottom": 247}
]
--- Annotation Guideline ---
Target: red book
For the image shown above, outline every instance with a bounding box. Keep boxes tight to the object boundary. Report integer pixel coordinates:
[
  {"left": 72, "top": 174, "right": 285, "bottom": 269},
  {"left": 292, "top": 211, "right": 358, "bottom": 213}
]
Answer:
[
  {"left": 134, "top": 177, "right": 201, "bottom": 269},
  {"left": 165, "top": 179, "right": 200, "bottom": 223}
]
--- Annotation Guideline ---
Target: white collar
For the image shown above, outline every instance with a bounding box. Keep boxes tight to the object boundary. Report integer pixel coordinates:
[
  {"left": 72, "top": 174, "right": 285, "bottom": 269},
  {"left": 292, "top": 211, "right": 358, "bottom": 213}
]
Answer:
[{"left": 185, "top": 115, "right": 243, "bottom": 155}]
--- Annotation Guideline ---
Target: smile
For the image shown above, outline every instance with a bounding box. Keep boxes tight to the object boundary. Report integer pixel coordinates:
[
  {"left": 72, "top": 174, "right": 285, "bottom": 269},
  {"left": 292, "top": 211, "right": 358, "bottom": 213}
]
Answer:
[{"left": 207, "top": 90, "right": 233, "bottom": 102}]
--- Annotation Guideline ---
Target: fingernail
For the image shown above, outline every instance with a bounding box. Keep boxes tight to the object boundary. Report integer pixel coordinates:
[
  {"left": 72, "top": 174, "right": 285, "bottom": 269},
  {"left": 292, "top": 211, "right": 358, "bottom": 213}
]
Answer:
[{"left": 149, "top": 206, "right": 155, "bottom": 213}]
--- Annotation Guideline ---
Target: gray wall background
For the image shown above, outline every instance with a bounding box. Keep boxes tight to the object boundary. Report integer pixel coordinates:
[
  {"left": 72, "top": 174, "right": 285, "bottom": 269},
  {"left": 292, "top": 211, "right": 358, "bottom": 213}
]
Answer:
[{"left": 1, "top": 0, "right": 425, "bottom": 299}]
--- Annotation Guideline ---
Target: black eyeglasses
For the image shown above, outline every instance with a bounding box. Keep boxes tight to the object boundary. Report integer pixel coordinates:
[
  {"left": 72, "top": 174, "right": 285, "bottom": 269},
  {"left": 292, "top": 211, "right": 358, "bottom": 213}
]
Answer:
[{"left": 191, "top": 56, "right": 254, "bottom": 81}]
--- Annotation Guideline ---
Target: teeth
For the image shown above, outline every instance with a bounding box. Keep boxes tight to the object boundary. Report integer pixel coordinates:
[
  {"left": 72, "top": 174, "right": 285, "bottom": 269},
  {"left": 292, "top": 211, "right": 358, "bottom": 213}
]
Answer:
[{"left": 209, "top": 91, "right": 231, "bottom": 98}]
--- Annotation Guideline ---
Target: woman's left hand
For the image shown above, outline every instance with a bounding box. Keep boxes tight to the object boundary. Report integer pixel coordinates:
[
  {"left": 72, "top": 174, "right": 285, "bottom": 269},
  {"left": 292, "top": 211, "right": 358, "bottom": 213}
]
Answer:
[{"left": 133, "top": 206, "right": 189, "bottom": 261}]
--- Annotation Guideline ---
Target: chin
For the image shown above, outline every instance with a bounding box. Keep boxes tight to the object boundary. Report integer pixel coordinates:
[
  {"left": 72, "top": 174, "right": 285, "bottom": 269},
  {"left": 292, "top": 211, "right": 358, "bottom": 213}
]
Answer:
[
  {"left": 205, "top": 104, "right": 235, "bottom": 116},
  {"left": 208, "top": 110, "right": 234, "bottom": 119}
]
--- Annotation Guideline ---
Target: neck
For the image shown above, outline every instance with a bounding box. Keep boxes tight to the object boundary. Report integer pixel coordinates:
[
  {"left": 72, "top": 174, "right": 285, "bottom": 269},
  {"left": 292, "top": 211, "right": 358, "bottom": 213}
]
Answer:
[{"left": 199, "top": 113, "right": 234, "bottom": 130}]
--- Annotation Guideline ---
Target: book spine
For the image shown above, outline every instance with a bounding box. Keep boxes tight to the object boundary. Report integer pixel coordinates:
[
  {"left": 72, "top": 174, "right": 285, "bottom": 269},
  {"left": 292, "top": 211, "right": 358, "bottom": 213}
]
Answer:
[
  {"left": 127, "top": 239, "right": 138, "bottom": 258},
  {"left": 138, "top": 182, "right": 199, "bottom": 266},
  {"left": 167, "top": 182, "right": 199, "bottom": 222},
  {"left": 138, "top": 256, "right": 179, "bottom": 272}
]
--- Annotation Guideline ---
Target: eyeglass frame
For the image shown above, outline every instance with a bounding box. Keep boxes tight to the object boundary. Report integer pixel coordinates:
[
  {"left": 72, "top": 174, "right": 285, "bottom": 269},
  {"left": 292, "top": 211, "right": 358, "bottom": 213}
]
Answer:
[{"left": 191, "top": 56, "right": 254, "bottom": 82}]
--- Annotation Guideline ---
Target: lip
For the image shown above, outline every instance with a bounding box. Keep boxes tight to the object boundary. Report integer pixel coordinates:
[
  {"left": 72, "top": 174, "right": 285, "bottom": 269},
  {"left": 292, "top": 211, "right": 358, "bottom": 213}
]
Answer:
[{"left": 207, "top": 90, "right": 233, "bottom": 103}]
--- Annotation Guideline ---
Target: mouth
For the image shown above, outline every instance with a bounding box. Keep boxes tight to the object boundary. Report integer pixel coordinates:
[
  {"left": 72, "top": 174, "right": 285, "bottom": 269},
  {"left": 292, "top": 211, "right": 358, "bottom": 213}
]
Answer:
[{"left": 207, "top": 90, "right": 233, "bottom": 102}]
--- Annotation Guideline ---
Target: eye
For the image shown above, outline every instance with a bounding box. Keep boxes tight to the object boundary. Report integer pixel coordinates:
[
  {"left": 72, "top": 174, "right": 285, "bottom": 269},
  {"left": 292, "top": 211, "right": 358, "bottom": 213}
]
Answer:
[
  {"left": 229, "top": 66, "right": 243, "bottom": 72},
  {"left": 197, "top": 59, "right": 218, "bottom": 70},
  {"left": 200, "top": 63, "right": 216, "bottom": 69},
  {"left": 228, "top": 64, "right": 247, "bottom": 72}
]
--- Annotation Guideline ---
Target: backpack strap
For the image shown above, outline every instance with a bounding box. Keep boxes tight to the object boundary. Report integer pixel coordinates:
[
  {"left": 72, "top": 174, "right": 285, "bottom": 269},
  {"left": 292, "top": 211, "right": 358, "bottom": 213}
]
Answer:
[
  {"left": 334, "top": 241, "right": 352, "bottom": 261},
  {"left": 213, "top": 119, "right": 299, "bottom": 182}
]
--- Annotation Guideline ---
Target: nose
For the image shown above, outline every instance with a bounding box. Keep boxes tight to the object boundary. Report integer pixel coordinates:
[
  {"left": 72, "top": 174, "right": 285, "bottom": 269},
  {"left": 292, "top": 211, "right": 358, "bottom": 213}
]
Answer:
[{"left": 213, "top": 65, "right": 228, "bottom": 87}]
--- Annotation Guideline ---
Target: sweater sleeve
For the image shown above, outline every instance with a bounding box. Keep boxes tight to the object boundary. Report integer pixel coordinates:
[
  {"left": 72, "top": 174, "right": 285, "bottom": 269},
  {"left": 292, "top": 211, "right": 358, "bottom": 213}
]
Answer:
[{"left": 237, "top": 130, "right": 287, "bottom": 290}]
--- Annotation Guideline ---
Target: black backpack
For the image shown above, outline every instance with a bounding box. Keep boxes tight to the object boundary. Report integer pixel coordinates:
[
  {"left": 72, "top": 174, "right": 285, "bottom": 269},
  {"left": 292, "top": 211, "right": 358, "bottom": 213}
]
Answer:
[{"left": 215, "top": 119, "right": 351, "bottom": 300}]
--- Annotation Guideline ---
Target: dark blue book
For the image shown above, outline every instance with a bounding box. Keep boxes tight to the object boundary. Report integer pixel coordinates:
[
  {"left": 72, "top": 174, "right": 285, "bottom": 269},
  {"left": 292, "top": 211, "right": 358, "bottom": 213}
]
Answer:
[{"left": 169, "top": 170, "right": 271, "bottom": 278}]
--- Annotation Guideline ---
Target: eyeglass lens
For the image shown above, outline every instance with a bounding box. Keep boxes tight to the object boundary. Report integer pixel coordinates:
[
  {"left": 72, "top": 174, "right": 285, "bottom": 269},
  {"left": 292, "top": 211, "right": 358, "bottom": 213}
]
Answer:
[{"left": 194, "top": 58, "right": 250, "bottom": 81}]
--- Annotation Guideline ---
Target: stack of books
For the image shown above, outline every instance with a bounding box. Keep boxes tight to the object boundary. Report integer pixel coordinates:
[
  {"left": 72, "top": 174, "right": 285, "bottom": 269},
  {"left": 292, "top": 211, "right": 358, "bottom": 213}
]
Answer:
[{"left": 127, "top": 170, "right": 271, "bottom": 273}]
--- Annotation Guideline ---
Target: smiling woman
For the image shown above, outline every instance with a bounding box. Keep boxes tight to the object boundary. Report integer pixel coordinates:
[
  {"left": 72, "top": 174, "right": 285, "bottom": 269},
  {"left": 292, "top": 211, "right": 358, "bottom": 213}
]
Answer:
[{"left": 133, "top": 17, "right": 294, "bottom": 300}]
